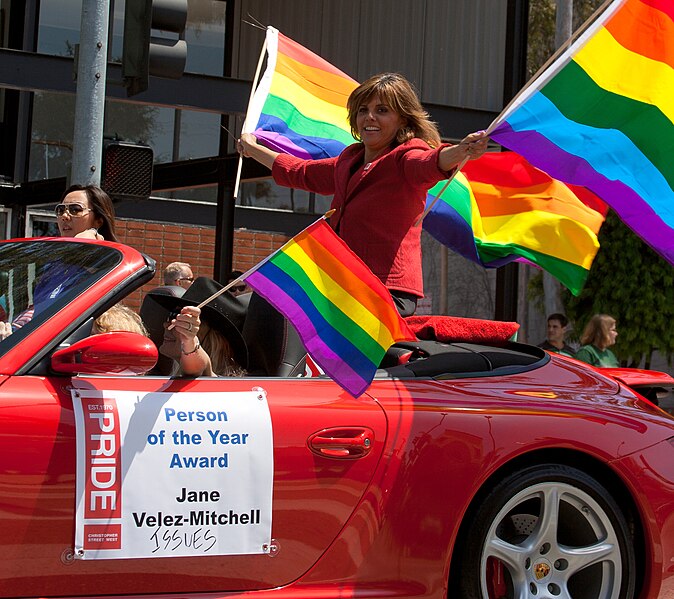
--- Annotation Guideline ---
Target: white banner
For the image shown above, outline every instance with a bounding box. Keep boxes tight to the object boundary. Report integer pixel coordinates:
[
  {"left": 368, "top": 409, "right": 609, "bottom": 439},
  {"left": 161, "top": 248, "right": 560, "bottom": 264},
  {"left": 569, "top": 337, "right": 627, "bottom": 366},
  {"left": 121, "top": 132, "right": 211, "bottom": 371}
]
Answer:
[{"left": 72, "top": 388, "right": 273, "bottom": 560}]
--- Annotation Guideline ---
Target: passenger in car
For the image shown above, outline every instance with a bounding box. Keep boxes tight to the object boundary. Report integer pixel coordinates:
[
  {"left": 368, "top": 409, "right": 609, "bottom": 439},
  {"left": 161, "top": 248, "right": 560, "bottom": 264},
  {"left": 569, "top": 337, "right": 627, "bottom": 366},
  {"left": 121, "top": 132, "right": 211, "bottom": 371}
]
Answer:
[
  {"left": 92, "top": 304, "right": 148, "bottom": 336},
  {"left": 152, "top": 277, "right": 248, "bottom": 377}
]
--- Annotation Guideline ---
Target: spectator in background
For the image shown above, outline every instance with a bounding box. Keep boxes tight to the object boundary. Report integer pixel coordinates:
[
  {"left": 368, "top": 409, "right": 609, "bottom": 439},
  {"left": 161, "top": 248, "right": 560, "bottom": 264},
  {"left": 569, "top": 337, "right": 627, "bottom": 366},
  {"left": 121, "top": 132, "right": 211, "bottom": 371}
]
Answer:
[
  {"left": 575, "top": 314, "right": 619, "bottom": 368},
  {"left": 226, "top": 270, "right": 251, "bottom": 297},
  {"left": 537, "top": 313, "right": 575, "bottom": 357},
  {"left": 163, "top": 262, "right": 194, "bottom": 291}
]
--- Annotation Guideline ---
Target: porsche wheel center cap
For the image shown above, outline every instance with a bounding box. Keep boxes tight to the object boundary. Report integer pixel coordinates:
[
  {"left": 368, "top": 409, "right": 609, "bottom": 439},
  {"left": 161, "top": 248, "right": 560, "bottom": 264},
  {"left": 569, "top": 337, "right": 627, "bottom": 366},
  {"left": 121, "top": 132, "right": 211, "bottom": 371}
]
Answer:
[{"left": 533, "top": 560, "right": 552, "bottom": 580}]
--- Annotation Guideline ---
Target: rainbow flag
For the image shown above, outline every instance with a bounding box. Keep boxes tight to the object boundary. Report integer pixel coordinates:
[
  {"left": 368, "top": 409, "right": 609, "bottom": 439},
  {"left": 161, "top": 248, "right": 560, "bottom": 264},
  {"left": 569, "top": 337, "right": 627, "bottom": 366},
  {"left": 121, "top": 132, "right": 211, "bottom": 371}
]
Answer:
[
  {"left": 243, "top": 27, "right": 358, "bottom": 160},
  {"left": 244, "top": 218, "right": 415, "bottom": 397},
  {"left": 423, "top": 152, "right": 608, "bottom": 295},
  {"left": 489, "top": 0, "right": 674, "bottom": 266}
]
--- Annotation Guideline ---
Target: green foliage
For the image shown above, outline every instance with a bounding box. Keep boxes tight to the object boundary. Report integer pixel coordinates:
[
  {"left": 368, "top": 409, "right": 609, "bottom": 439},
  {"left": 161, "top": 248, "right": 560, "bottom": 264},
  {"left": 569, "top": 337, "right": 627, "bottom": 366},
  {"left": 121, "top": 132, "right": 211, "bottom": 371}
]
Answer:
[
  {"left": 527, "top": 0, "right": 605, "bottom": 76},
  {"left": 562, "top": 212, "right": 674, "bottom": 367}
]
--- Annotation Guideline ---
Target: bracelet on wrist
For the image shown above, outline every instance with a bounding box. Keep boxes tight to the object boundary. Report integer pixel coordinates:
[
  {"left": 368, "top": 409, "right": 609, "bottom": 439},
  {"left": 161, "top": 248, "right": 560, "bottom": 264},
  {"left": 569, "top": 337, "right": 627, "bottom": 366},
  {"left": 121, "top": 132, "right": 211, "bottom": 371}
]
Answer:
[{"left": 181, "top": 341, "right": 200, "bottom": 356}]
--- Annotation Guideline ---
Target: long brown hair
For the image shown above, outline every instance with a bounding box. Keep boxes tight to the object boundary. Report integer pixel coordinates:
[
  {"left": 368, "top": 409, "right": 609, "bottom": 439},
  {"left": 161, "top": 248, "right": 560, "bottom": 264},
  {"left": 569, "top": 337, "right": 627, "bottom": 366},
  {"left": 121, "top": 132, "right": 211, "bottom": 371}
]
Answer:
[
  {"left": 61, "top": 184, "right": 118, "bottom": 242},
  {"left": 347, "top": 73, "right": 441, "bottom": 148},
  {"left": 580, "top": 314, "right": 616, "bottom": 350},
  {"left": 198, "top": 321, "right": 246, "bottom": 377}
]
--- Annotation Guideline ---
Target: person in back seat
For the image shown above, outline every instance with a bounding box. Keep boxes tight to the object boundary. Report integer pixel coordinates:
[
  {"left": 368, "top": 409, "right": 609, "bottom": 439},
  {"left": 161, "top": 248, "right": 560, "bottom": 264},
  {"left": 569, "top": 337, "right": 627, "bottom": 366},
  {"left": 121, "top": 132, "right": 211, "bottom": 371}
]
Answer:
[{"left": 152, "top": 277, "right": 248, "bottom": 377}]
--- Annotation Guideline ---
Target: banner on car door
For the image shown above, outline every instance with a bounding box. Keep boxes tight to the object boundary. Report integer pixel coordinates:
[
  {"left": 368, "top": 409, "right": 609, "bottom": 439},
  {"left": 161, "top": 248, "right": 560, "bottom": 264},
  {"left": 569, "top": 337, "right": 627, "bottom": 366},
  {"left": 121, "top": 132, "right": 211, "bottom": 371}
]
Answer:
[{"left": 72, "top": 389, "right": 273, "bottom": 559}]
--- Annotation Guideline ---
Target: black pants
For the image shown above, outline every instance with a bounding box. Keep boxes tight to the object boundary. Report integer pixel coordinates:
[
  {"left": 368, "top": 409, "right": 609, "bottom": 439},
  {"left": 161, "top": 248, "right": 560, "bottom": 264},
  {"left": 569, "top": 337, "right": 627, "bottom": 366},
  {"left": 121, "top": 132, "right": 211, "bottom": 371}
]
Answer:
[{"left": 390, "top": 290, "right": 418, "bottom": 317}]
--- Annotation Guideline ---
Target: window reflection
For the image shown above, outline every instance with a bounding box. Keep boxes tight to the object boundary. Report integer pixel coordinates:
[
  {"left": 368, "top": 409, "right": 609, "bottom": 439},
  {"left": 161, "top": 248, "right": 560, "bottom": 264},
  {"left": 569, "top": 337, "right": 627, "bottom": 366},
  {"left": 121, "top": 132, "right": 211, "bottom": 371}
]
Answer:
[
  {"left": 86, "top": 0, "right": 227, "bottom": 76},
  {"left": 238, "top": 181, "right": 332, "bottom": 215},
  {"left": 29, "top": 92, "right": 222, "bottom": 180},
  {"left": 37, "top": 0, "right": 82, "bottom": 56},
  {"left": 185, "top": 0, "right": 226, "bottom": 76},
  {"left": 0, "top": 211, "right": 8, "bottom": 239}
]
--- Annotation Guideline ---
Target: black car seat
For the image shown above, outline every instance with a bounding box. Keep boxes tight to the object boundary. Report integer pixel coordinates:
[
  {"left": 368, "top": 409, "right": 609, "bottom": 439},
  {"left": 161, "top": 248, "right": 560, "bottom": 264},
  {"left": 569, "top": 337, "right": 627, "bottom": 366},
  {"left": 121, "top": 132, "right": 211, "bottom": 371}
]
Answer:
[
  {"left": 242, "top": 292, "right": 306, "bottom": 377},
  {"left": 139, "top": 285, "right": 185, "bottom": 375}
]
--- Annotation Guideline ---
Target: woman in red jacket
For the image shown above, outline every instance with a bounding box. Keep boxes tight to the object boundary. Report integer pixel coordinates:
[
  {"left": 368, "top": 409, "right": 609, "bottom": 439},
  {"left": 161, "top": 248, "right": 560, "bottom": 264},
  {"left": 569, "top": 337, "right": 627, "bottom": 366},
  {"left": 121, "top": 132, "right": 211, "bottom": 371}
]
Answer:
[{"left": 239, "top": 72, "right": 488, "bottom": 315}]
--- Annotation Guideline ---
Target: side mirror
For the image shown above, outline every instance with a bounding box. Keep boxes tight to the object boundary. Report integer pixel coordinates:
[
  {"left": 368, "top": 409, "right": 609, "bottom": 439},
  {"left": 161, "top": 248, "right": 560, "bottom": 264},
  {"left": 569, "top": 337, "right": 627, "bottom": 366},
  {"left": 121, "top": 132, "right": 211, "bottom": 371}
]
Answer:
[{"left": 51, "top": 332, "right": 158, "bottom": 376}]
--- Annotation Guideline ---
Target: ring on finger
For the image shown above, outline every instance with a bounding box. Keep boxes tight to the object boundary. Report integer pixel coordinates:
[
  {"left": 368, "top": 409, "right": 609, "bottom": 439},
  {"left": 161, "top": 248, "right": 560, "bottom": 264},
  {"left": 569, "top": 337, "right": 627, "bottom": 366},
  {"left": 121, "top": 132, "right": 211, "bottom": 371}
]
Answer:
[{"left": 187, "top": 323, "right": 192, "bottom": 332}]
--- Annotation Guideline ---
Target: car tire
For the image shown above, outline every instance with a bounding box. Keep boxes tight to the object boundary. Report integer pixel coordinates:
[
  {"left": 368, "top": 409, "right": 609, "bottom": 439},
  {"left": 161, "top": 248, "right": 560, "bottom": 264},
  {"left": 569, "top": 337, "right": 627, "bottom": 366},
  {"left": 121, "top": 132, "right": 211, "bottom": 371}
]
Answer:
[{"left": 457, "top": 464, "right": 636, "bottom": 599}]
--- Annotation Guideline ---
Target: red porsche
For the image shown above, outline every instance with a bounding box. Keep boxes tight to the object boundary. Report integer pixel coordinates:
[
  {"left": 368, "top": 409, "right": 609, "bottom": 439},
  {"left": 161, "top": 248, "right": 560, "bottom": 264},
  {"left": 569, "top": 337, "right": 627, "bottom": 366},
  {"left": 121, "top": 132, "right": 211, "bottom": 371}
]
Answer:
[{"left": 0, "top": 238, "right": 672, "bottom": 599}]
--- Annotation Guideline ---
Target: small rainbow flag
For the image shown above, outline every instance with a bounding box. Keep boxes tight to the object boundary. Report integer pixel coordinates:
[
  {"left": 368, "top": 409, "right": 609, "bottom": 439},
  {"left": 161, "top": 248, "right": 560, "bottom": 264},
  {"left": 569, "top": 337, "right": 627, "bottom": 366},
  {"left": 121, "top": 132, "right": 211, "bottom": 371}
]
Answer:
[
  {"left": 244, "top": 218, "right": 415, "bottom": 397},
  {"left": 243, "top": 27, "right": 358, "bottom": 160},
  {"left": 489, "top": 0, "right": 674, "bottom": 266},
  {"left": 423, "top": 152, "right": 607, "bottom": 295}
]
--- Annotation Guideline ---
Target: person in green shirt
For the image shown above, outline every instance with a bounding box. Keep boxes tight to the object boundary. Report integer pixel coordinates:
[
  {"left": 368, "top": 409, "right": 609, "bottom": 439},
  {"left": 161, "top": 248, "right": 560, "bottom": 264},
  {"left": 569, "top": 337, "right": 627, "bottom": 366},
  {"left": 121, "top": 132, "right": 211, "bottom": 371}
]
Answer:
[{"left": 575, "top": 314, "right": 619, "bottom": 368}]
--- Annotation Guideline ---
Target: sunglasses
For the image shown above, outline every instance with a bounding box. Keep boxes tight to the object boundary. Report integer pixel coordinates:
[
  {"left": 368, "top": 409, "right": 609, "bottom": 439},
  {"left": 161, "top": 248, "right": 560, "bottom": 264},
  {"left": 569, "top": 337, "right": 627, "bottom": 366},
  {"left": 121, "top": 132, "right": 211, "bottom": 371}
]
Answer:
[
  {"left": 231, "top": 285, "right": 247, "bottom": 293},
  {"left": 178, "top": 277, "right": 194, "bottom": 283},
  {"left": 55, "top": 203, "right": 92, "bottom": 218}
]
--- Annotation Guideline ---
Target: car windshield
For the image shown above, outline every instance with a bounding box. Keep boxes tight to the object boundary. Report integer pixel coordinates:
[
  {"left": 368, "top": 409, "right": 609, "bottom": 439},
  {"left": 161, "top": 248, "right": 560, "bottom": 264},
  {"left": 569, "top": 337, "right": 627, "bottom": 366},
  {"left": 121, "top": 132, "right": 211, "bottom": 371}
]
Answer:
[{"left": 0, "top": 240, "right": 121, "bottom": 356}]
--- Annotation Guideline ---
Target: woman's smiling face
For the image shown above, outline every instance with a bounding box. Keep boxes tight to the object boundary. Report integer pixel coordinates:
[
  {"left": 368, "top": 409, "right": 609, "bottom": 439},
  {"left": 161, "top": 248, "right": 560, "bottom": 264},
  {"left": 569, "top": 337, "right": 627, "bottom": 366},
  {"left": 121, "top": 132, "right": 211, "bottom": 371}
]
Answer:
[{"left": 356, "top": 94, "right": 406, "bottom": 157}]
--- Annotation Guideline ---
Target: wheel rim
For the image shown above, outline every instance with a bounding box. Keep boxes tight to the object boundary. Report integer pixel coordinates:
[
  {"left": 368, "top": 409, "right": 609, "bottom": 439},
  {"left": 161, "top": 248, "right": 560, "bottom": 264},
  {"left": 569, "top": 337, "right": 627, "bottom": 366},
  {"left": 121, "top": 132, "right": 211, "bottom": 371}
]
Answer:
[{"left": 480, "top": 481, "right": 623, "bottom": 599}]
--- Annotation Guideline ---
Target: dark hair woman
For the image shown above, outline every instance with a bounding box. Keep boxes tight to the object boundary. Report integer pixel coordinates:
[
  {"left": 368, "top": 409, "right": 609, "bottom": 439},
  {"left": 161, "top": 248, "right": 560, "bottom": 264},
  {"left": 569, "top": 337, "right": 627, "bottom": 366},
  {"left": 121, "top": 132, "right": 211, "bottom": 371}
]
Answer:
[{"left": 56, "top": 184, "right": 118, "bottom": 242}]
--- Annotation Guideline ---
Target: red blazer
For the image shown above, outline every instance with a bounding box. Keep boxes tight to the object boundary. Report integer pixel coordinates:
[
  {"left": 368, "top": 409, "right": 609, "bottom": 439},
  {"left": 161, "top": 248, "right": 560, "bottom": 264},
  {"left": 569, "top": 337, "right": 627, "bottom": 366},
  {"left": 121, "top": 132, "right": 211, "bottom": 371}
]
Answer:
[{"left": 272, "top": 139, "right": 452, "bottom": 297}]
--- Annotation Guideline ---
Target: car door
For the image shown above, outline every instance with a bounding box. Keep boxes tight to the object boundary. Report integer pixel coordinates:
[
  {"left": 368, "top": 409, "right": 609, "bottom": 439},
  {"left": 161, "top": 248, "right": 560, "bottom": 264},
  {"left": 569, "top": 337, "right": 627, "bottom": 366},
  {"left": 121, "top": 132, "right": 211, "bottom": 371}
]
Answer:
[{"left": 0, "top": 373, "right": 387, "bottom": 596}]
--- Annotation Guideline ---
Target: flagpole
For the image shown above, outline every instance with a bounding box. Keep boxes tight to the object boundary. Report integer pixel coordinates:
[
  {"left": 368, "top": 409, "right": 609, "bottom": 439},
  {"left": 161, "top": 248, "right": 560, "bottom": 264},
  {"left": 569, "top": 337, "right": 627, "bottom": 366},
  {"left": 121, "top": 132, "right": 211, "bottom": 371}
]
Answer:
[
  {"left": 233, "top": 35, "right": 268, "bottom": 200},
  {"left": 486, "top": 0, "right": 622, "bottom": 135}
]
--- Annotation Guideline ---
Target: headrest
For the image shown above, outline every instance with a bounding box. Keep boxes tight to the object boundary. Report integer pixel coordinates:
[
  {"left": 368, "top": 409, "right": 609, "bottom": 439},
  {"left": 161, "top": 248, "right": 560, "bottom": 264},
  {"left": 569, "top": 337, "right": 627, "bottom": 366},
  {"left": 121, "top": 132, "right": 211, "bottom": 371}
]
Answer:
[{"left": 405, "top": 315, "right": 519, "bottom": 344}]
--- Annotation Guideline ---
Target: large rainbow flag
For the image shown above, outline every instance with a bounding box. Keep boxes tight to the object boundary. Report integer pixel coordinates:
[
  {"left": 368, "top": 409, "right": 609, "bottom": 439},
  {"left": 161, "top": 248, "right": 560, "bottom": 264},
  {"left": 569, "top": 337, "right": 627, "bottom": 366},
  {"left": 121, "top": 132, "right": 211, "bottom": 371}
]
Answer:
[
  {"left": 423, "top": 152, "right": 608, "bottom": 295},
  {"left": 489, "top": 0, "right": 674, "bottom": 267},
  {"left": 244, "top": 218, "right": 415, "bottom": 397},
  {"left": 243, "top": 27, "right": 358, "bottom": 160}
]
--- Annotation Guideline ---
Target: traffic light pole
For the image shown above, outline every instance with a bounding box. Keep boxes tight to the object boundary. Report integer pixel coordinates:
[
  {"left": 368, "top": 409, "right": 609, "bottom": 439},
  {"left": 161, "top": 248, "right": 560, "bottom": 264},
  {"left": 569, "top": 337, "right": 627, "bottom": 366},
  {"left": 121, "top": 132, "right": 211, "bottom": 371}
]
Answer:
[{"left": 71, "top": 0, "right": 110, "bottom": 186}]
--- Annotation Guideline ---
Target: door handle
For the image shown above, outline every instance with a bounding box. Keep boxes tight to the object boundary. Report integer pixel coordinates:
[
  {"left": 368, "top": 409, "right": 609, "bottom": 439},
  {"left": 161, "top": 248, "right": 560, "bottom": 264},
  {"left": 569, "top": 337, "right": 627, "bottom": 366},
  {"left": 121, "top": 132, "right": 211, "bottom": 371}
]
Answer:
[{"left": 308, "top": 427, "right": 374, "bottom": 459}]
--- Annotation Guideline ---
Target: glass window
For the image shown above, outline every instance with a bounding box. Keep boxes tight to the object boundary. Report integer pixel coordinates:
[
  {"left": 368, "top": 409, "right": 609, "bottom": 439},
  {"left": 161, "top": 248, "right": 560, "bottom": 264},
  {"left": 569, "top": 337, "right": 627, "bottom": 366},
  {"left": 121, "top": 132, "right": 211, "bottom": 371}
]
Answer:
[
  {"left": 0, "top": 240, "right": 121, "bottom": 358},
  {"left": 238, "top": 180, "right": 332, "bottom": 215},
  {"left": 154, "top": 186, "right": 218, "bottom": 202},
  {"left": 0, "top": 209, "right": 9, "bottom": 239},
  {"left": 26, "top": 210, "right": 59, "bottom": 237},
  {"left": 29, "top": 93, "right": 221, "bottom": 180},
  {"left": 184, "top": 0, "right": 227, "bottom": 76},
  {"left": 29, "top": 92, "right": 75, "bottom": 181},
  {"left": 109, "top": 0, "right": 227, "bottom": 76},
  {"left": 37, "top": 0, "right": 83, "bottom": 56},
  {"left": 40, "top": 0, "right": 227, "bottom": 75}
]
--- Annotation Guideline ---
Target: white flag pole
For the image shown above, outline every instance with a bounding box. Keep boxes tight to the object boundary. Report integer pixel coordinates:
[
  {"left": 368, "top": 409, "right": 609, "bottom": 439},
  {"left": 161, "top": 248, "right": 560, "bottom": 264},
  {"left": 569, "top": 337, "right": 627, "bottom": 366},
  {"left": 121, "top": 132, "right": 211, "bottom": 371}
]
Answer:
[{"left": 233, "top": 35, "right": 268, "bottom": 200}]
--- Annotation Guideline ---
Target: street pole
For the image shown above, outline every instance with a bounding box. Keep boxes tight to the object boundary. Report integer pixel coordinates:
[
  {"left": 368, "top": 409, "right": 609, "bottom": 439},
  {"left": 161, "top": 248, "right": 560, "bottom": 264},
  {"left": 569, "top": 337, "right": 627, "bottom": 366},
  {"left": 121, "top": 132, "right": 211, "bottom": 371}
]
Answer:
[{"left": 71, "top": 0, "right": 110, "bottom": 186}]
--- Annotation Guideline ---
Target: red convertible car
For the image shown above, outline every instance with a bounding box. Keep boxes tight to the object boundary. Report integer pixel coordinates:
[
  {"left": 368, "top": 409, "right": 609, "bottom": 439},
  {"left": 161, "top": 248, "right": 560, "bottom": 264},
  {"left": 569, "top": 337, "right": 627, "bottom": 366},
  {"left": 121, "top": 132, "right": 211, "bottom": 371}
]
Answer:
[{"left": 0, "top": 238, "right": 673, "bottom": 599}]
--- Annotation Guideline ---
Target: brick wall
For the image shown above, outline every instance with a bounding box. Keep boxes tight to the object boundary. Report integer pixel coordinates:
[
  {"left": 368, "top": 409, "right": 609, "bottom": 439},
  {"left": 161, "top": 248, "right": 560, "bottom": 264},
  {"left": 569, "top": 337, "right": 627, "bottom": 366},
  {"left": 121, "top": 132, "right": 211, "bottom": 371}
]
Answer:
[{"left": 116, "top": 219, "right": 289, "bottom": 313}]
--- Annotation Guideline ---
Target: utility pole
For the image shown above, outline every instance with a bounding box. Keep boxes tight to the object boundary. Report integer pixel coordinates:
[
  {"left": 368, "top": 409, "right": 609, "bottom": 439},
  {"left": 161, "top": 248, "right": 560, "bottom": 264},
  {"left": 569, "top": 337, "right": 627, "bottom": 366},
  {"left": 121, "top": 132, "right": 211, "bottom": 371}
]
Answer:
[
  {"left": 71, "top": 0, "right": 110, "bottom": 186},
  {"left": 543, "top": 0, "right": 573, "bottom": 317}
]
